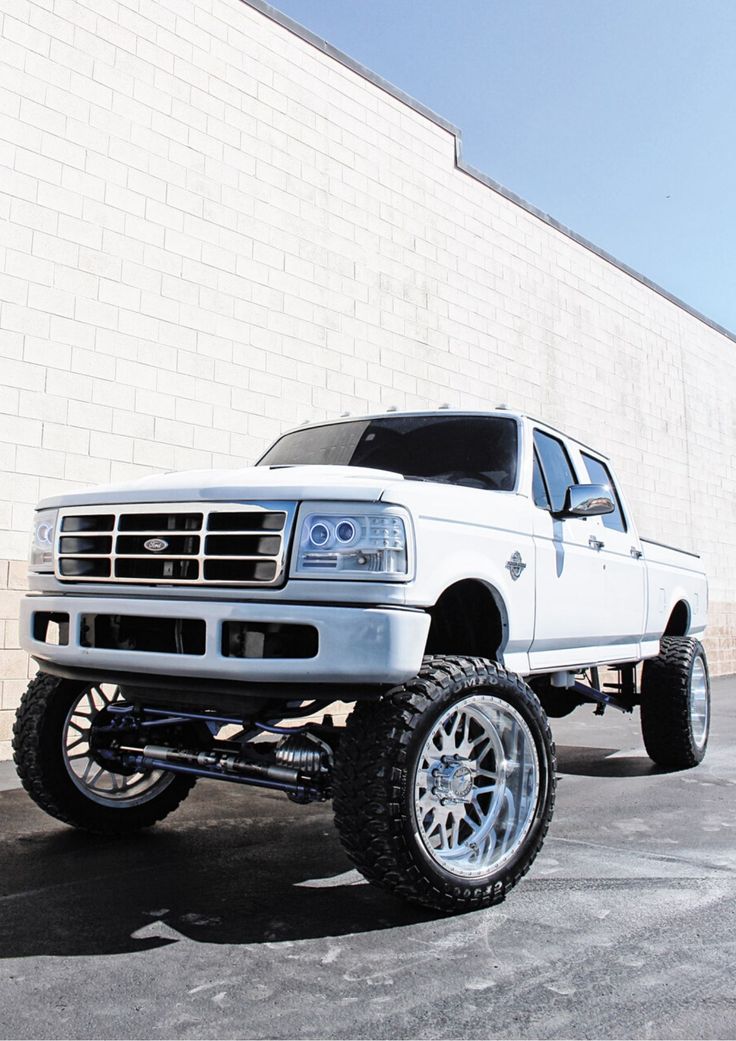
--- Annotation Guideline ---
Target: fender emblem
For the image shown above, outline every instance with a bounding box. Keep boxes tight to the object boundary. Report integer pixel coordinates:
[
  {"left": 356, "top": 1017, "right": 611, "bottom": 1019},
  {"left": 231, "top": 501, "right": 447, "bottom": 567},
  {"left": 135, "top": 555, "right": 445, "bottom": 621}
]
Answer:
[
  {"left": 505, "top": 551, "right": 526, "bottom": 580},
  {"left": 143, "top": 538, "right": 169, "bottom": 553}
]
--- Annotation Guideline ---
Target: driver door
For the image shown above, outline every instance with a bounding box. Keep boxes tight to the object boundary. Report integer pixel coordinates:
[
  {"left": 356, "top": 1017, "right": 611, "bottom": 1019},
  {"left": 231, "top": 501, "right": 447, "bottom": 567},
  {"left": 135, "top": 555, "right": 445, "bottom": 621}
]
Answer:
[{"left": 529, "top": 429, "right": 608, "bottom": 670}]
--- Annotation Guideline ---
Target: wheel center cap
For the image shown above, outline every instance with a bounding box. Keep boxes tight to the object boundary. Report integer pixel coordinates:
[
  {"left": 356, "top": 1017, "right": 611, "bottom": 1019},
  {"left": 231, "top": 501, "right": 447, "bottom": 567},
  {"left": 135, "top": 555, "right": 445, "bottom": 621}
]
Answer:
[{"left": 432, "top": 760, "right": 475, "bottom": 802}]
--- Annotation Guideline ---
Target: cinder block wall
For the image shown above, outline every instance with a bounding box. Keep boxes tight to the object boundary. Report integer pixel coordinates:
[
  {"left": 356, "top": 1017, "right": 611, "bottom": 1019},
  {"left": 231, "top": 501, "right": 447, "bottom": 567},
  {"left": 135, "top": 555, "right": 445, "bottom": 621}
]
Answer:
[{"left": 1, "top": 0, "right": 734, "bottom": 757}]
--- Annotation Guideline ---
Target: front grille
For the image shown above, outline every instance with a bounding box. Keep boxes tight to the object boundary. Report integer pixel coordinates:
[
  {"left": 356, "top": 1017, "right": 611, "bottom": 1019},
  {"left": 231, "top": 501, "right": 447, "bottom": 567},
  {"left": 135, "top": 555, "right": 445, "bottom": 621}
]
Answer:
[{"left": 55, "top": 502, "right": 295, "bottom": 586}]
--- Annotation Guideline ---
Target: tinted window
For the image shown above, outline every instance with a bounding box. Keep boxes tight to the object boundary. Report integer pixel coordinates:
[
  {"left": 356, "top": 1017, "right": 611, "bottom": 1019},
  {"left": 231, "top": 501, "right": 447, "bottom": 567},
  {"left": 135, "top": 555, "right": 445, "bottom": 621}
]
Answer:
[
  {"left": 532, "top": 450, "right": 550, "bottom": 509},
  {"left": 258, "top": 415, "right": 519, "bottom": 490},
  {"left": 533, "top": 430, "right": 576, "bottom": 512},
  {"left": 581, "top": 453, "right": 627, "bottom": 532}
]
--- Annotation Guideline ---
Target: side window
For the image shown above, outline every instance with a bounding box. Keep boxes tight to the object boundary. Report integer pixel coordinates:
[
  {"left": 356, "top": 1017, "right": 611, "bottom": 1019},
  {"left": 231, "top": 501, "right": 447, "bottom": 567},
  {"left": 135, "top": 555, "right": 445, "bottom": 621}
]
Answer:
[
  {"left": 532, "top": 449, "right": 550, "bottom": 509},
  {"left": 533, "top": 430, "right": 576, "bottom": 513},
  {"left": 581, "top": 453, "right": 627, "bottom": 532}
]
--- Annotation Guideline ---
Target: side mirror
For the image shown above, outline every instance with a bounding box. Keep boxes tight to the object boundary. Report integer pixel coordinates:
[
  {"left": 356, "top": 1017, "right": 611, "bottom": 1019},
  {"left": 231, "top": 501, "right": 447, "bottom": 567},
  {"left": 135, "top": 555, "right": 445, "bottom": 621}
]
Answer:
[{"left": 559, "top": 483, "right": 615, "bottom": 518}]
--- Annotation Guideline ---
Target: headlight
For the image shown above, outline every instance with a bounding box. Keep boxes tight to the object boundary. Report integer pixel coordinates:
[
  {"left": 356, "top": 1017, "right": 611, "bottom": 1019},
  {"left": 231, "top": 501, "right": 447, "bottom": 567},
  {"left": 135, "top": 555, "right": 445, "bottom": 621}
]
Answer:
[
  {"left": 293, "top": 505, "right": 411, "bottom": 580},
  {"left": 29, "top": 508, "right": 58, "bottom": 573}
]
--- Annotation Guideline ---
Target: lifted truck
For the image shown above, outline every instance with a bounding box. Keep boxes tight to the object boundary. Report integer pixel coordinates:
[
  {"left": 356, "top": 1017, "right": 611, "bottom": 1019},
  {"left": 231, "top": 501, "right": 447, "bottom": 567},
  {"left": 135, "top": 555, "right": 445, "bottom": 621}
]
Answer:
[{"left": 14, "top": 410, "right": 710, "bottom": 912}]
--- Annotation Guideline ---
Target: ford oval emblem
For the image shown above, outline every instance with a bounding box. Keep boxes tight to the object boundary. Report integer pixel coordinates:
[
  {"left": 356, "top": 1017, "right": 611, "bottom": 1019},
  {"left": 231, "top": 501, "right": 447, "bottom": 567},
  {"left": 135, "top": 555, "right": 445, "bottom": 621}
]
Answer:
[{"left": 143, "top": 538, "right": 169, "bottom": 553}]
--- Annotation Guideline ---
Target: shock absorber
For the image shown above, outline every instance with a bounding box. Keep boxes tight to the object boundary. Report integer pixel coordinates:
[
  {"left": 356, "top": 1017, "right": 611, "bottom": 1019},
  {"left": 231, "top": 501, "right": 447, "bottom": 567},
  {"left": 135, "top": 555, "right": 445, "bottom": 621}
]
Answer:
[{"left": 118, "top": 742, "right": 326, "bottom": 799}]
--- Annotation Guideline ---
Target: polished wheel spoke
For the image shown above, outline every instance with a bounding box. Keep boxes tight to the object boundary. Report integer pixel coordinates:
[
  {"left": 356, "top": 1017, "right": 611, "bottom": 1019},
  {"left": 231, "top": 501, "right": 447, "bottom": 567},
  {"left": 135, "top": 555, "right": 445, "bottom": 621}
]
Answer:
[
  {"left": 448, "top": 713, "right": 462, "bottom": 742},
  {"left": 424, "top": 815, "right": 441, "bottom": 839},
  {"left": 470, "top": 732, "right": 492, "bottom": 753},
  {"left": 418, "top": 793, "right": 436, "bottom": 816},
  {"left": 93, "top": 684, "right": 113, "bottom": 706}
]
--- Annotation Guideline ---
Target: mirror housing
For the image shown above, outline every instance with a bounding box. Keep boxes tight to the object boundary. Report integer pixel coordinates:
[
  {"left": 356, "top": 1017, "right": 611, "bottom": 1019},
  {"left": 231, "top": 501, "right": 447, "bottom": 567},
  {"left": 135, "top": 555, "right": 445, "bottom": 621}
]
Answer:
[{"left": 558, "top": 483, "right": 615, "bottom": 519}]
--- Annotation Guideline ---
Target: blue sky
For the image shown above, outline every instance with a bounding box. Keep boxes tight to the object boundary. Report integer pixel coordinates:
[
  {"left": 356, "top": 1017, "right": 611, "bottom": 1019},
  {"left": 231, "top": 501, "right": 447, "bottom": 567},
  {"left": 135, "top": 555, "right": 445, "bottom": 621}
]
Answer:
[{"left": 271, "top": 0, "right": 736, "bottom": 334}]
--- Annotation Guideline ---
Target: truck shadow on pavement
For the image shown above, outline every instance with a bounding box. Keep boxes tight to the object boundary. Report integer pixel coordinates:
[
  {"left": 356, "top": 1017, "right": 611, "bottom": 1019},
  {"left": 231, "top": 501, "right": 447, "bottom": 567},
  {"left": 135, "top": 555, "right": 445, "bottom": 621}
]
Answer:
[
  {"left": 555, "top": 743, "right": 667, "bottom": 778},
  {"left": 1, "top": 742, "right": 672, "bottom": 960},
  {"left": 0, "top": 784, "right": 441, "bottom": 960}
]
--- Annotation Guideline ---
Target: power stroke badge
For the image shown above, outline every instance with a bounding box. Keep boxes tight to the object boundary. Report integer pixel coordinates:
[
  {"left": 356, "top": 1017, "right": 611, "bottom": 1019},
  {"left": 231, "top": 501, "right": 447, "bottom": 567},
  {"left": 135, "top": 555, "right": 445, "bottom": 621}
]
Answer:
[{"left": 505, "top": 551, "right": 526, "bottom": 580}]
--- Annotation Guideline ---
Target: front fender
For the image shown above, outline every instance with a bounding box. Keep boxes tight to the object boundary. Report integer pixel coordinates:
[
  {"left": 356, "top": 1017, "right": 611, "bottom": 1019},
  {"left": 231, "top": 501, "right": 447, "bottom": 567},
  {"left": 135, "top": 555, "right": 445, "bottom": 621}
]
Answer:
[{"left": 407, "top": 519, "right": 535, "bottom": 670}]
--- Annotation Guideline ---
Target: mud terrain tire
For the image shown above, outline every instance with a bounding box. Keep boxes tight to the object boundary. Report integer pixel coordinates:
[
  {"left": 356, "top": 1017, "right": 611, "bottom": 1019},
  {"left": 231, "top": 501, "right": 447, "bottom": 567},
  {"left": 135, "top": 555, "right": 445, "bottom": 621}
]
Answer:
[
  {"left": 333, "top": 656, "right": 555, "bottom": 912},
  {"left": 640, "top": 636, "right": 710, "bottom": 769},
  {"left": 13, "top": 672, "right": 195, "bottom": 833}
]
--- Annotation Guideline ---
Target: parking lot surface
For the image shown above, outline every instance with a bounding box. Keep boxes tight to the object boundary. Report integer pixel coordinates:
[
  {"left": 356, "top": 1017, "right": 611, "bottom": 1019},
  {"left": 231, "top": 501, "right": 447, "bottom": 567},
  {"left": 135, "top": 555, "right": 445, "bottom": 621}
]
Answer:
[{"left": 1, "top": 676, "right": 734, "bottom": 1040}]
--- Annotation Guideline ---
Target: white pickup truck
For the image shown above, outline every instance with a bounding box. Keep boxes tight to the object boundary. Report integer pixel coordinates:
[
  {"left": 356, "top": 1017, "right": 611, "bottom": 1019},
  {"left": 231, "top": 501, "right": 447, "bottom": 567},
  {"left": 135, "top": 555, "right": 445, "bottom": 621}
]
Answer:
[{"left": 14, "top": 409, "right": 709, "bottom": 912}]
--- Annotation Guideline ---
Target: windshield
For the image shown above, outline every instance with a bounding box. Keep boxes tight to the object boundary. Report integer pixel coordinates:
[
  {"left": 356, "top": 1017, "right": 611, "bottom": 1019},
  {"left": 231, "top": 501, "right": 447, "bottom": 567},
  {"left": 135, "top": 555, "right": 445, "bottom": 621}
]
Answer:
[{"left": 257, "top": 415, "right": 518, "bottom": 490}]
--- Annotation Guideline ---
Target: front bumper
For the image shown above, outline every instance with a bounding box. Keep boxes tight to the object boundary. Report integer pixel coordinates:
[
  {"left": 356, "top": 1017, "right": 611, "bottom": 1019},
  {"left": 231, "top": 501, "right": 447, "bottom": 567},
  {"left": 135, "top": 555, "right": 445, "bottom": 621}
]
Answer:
[{"left": 19, "top": 594, "right": 430, "bottom": 691}]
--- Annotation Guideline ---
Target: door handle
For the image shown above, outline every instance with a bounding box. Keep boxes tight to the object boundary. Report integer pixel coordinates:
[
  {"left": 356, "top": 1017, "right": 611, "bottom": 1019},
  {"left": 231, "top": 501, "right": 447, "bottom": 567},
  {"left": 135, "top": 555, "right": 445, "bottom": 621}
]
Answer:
[
  {"left": 588, "top": 536, "right": 605, "bottom": 551},
  {"left": 630, "top": 546, "right": 643, "bottom": 559}
]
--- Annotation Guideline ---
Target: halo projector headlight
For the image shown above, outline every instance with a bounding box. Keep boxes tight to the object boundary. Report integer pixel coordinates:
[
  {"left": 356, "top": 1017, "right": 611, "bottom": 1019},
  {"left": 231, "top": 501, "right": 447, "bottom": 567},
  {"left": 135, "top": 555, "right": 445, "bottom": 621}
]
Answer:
[
  {"left": 335, "top": 519, "right": 357, "bottom": 544},
  {"left": 294, "top": 507, "right": 410, "bottom": 580},
  {"left": 309, "top": 521, "right": 331, "bottom": 547},
  {"left": 29, "top": 508, "right": 58, "bottom": 573}
]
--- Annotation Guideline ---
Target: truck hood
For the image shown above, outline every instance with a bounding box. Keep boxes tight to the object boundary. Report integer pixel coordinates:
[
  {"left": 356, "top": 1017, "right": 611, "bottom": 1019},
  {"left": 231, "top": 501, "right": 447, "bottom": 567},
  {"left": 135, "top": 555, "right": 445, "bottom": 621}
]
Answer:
[{"left": 38, "top": 464, "right": 408, "bottom": 509}]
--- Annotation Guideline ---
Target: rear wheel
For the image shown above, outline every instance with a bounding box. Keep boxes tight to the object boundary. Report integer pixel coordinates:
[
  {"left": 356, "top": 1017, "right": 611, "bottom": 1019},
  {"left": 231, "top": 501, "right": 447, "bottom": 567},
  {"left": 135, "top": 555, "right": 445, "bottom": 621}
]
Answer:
[
  {"left": 333, "top": 656, "right": 556, "bottom": 912},
  {"left": 13, "top": 672, "right": 195, "bottom": 833},
  {"left": 640, "top": 636, "right": 710, "bottom": 768}
]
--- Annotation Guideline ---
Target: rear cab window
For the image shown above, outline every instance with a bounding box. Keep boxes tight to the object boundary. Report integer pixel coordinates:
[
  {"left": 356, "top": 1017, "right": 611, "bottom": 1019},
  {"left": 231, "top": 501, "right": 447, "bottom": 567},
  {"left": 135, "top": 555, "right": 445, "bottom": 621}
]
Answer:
[{"left": 580, "top": 452, "right": 627, "bottom": 532}]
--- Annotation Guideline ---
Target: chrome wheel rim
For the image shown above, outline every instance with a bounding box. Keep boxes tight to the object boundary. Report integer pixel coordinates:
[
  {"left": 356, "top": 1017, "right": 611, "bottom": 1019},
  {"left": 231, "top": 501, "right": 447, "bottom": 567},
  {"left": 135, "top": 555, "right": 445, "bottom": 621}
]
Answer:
[
  {"left": 690, "top": 657, "right": 709, "bottom": 751},
  {"left": 413, "top": 694, "right": 541, "bottom": 879},
  {"left": 63, "top": 685, "right": 173, "bottom": 807}
]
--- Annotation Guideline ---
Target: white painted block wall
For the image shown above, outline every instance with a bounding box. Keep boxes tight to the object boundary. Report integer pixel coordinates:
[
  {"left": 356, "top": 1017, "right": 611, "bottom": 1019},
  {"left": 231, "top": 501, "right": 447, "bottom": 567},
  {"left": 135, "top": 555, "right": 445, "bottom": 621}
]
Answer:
[{"left": 0, "top": 0, "right": 734, "bottom": 758}]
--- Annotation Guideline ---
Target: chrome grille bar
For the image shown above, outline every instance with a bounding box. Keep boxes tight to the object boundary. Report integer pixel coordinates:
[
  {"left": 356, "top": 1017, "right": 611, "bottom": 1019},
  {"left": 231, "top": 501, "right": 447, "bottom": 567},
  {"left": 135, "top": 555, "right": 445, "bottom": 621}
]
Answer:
[{"left": 55, "top": 501, "right": 296, "bottom": 587}]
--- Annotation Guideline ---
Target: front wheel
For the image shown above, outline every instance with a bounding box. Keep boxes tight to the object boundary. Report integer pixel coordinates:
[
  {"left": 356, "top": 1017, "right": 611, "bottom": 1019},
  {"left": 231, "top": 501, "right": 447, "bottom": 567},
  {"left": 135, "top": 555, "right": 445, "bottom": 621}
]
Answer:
[
  {"left": 13, "top": 672, "right": 196, "bottom": 833},
  {"left": 333, "top": 656, "right": 556, "bottom": 912},
  {"left": 640, "top": 636, "right": 710, "bottom": 769}
]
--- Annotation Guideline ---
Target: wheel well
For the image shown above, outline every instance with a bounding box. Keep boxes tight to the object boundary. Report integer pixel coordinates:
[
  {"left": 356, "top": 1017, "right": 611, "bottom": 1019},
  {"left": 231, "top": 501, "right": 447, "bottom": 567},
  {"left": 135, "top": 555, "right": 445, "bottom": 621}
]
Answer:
[
  {"left": 424, "top": 580, "right": 505, "bottom": 660},
  {"left": 664, "top": 600, "right": 690, "bottom": 637}
]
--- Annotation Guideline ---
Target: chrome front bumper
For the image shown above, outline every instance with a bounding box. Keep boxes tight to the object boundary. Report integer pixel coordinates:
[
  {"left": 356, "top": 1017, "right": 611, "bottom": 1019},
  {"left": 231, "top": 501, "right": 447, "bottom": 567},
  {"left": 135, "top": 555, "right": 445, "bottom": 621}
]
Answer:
[{"left": 20, "top": 594, "right": 430, "bottom": 688}]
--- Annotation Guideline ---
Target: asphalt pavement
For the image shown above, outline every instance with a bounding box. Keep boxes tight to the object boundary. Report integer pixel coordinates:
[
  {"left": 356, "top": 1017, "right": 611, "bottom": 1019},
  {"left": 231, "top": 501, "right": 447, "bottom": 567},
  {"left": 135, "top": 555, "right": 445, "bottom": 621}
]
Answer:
[{"left": 0, "top": 676, "right": 734, "bottom": 1040}]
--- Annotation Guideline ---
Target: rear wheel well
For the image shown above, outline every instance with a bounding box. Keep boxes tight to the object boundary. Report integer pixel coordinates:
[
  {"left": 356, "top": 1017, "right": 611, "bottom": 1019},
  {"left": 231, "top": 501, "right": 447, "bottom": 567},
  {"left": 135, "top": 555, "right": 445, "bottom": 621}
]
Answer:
[
  {"left": 424, "top": 580, "right": 505, "bottom": 661},
  {"left": 664, "top": 600, "right": 690, "bottom": 637}
]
